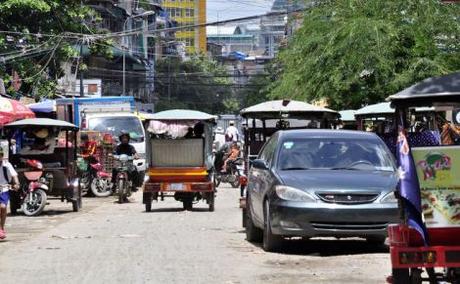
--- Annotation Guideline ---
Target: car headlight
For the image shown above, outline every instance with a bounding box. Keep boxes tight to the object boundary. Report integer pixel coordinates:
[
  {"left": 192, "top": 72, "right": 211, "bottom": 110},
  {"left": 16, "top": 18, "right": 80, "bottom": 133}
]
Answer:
[
  {"left": 275, "top": 185, "right": 316, "bottom": 202},
  {"left": 381, "top": 191, "right": 398, "bottom": 203}
]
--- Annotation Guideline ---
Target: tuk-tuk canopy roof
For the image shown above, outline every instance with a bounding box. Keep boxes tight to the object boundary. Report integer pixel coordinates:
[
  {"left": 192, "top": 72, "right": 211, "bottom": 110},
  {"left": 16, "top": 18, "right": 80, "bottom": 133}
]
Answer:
[
  {"left": 5, "top": 118, "right": 78, "bottom": 130},
  {"left": 355, "top": 102, "right": 435, "bottom": 117},
  {"left": 240, "top": 100, "right": 338, "bottom": 119},
  {"left": 388, "top": 72, "right": 460, "bottom": 105},
  {"left": 355, "top": 102, "right": 393, "bottom": 117},
  {"left": 339, "top": 110, "right": 356, "bottom": 121},
  {"left": 148, "top": 109, "right": 216, "bottom": 121}
]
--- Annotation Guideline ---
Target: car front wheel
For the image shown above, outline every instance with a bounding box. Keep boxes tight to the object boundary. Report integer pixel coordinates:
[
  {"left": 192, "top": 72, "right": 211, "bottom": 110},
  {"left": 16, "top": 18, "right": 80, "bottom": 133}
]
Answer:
[
  {"left": 245, "top": 198, "right": 262, "bottom": 242},
  {"left": 263, "top": 199, "right": 283, "bottom": 252}
]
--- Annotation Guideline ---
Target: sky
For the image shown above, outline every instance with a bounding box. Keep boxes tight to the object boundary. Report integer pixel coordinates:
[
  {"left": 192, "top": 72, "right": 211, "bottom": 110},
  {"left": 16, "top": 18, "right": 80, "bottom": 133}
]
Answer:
[{"left": 206, "top": 0, "right": 274, "bottom": 22}]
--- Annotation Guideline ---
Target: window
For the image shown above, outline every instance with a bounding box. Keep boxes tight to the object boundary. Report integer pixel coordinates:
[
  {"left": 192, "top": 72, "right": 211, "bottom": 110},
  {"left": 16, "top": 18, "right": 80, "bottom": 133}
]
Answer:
[
  {"left": 277, "top": 138, "right": 395, "bottom": 171},
  {"left": 258, "top": 135, "right": 278, "bottom": 166},
  {"left": 185, "top": 8, "right": 194, "bottom": 17},
  {"left": 184, "top": 38, "right": 195, "bottom": 47}
]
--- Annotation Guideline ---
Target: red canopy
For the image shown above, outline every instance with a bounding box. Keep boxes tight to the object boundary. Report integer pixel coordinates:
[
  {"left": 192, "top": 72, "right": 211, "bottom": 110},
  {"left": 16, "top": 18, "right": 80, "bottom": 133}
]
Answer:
[{"left": 0, "top": 97, "right": 35, "bottom": 126}]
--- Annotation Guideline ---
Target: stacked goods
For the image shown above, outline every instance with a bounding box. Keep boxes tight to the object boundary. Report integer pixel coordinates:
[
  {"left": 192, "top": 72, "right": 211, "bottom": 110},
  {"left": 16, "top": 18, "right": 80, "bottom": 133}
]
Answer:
[{"left": 100, "top": 133, "right": 114, "bottom": 172}]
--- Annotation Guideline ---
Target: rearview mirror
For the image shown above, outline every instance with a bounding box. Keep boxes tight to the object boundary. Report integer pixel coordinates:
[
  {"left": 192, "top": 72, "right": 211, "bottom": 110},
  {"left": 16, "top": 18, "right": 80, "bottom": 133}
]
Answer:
[{"left": 251, "top": 159, "right": 268, "bottom": 170}]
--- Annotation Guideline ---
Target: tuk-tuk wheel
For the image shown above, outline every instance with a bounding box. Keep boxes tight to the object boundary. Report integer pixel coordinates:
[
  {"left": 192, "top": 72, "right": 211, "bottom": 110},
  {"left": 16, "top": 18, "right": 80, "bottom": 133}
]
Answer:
[
  {"left": 391, "top": 268, "right": 410, "bottom": 284},
  {"left": 183, "top": 200, "right": 193, "bottom": 211},
  {"left": 208, "top": 193, "right": 215, "bottom": 212},
  {"left": 145, "top": 202, "right": 152, "bottom": 212},
  {"left": 72, "top": 199, "right": 80, "bottom": 212},
  {"left": 9, "top": 192, "right": 20, "bottom": 215}
]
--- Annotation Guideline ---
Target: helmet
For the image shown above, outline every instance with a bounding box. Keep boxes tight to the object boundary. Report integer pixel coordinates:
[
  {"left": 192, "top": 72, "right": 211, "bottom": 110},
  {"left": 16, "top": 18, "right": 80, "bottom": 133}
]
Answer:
[
  {"left": 119, "top": 132, "right": 130, "bottom": 141},
  {"left": 229, "top": 120, "right": 235, "bottom": 126}
]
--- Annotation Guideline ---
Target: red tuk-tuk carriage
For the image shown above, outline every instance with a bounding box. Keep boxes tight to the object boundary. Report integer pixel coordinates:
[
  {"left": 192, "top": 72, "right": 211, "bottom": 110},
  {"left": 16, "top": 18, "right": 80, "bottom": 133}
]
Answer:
[
  {"left": 143, "top": 109, "right": 216, "bottom": 211},
  {"left": 386, "top": 72, "right": 460, "bottom": 283}
]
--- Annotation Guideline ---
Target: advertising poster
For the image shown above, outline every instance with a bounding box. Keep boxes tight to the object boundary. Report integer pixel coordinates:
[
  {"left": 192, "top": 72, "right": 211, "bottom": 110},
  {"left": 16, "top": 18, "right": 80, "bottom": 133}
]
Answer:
[{"left": 412, "top": 146, "right": 460, "bottom": 227}]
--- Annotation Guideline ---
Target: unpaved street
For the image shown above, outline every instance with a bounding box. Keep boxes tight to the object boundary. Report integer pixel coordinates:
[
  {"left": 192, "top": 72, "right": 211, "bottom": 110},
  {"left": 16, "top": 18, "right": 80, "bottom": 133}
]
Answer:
[{"left": 0, "top": 185, "right": 390, "bottom": 283}]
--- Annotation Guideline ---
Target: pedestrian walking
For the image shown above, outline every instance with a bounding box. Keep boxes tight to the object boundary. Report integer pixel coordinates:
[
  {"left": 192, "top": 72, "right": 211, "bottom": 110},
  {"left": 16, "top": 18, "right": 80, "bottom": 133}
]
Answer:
[
  {"left": 0, "top": 148, "right": 19, "bottom": 239},
  {"left": 225, "top": 121, "right": 239, "bottom": 142}
]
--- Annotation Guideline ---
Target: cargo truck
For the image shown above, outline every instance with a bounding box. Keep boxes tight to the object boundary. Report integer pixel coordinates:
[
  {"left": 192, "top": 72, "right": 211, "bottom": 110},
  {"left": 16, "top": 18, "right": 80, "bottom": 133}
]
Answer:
[{"left": 56, "top": 97, "right": 147, "bottom": 179}]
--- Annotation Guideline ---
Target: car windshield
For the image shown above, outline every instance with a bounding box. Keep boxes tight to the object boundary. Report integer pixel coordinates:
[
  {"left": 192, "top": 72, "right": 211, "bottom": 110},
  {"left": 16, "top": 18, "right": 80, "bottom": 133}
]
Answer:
[
  {"left": 88, "top": 117, "right": 144, "bottom": 143},
  {"left": 278, "top": 138, "right": 395, "bottom": 172}
]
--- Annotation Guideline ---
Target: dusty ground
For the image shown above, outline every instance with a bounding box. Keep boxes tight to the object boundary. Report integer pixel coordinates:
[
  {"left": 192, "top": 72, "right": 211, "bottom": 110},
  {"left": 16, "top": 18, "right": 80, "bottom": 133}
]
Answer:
[{"left": 0, "top": 185, "right": 391, "bottom": 284}]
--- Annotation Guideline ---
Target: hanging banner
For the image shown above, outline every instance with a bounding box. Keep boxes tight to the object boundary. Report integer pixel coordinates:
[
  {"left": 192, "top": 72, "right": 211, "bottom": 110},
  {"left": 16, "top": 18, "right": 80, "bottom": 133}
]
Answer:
[{"left": 412, "top": 146, "right": 460, "bottom": 227}]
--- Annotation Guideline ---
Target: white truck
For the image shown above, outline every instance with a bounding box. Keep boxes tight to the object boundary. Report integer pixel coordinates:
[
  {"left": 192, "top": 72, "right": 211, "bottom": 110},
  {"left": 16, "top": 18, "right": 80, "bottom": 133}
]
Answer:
[{"left": 56, "top": 96, "right": 147, "bottom": 177}]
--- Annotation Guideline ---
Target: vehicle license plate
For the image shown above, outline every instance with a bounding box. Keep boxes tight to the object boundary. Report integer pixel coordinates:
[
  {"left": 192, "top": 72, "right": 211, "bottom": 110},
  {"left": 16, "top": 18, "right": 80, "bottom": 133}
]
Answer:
[{"left": 170, "top": 183, "right": 184, "bottom": 191}]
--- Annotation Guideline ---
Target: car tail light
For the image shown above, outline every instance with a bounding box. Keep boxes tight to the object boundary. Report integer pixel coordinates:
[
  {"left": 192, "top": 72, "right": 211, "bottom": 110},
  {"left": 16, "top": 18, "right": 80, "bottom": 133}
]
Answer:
[
  {"left": 24, "top": 171, "right": 43, "bottom": 181},
  {"left": 144, "top": 183, "right": 161, "bottom": 192},
  {"left": 239, "top": 176, "right": 248, "bottom": 186},
  {"left": 399, "top": 251, "right": 437, "bottom": 264}
]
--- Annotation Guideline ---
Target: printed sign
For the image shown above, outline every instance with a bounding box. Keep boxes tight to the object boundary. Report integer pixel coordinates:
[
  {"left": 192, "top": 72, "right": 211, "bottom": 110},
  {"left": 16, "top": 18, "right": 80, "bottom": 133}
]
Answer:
[{"left": 412, "top": 146, "right": 460, "bottom": 227}]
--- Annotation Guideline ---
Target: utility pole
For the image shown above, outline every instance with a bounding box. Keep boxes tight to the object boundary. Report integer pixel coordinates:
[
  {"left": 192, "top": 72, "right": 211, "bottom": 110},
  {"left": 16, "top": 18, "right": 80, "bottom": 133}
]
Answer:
[
  {"left": 79, "top": 0, "right": 84, "bottom": 97},
  {"left": 167, "top": 58, "right": 171, "bottom": 102}
]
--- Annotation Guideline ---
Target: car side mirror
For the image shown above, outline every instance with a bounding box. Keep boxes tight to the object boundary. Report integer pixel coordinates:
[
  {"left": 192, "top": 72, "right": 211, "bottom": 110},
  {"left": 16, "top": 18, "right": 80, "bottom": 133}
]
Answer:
[{"left": 251, "top": 159, "right": 268, "bottom": 170}]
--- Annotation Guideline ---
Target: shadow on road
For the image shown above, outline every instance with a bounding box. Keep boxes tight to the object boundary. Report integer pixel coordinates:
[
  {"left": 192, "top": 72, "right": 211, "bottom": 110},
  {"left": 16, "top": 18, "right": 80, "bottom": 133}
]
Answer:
[
  {"left": 8, "top": 209, "right": 74, "bottom": 217},
  {"left": 247, "top": 238, "right": 388, "bottom": 257},
  {"left": 143, "top": 207, "right": 211, "bottom": 213}
]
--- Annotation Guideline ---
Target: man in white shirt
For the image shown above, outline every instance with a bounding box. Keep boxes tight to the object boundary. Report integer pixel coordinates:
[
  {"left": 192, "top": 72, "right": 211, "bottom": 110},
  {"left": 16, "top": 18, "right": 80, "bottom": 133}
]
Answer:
[
  {"left": 0, "top": 148, "right": 19, "bottom": 239},
  {"left": 225, "top": 121, "right": 239, "bottom": 142}
]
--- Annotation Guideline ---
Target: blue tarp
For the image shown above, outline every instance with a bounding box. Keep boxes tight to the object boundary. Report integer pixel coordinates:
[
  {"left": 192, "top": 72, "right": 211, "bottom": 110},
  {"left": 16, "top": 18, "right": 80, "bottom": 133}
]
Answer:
[{"left": 27, "top": 100, "right": 55, "bottom": 113}]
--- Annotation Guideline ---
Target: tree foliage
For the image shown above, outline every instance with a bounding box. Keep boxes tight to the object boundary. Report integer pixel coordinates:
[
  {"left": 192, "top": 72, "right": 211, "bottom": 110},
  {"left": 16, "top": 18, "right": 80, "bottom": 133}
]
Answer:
[
  {"left": 154, "top": 55, "right": 233, "bottom": 114},
  {"left": 0, "top": 0, "right": 105, "bottom": 99},
  {"left": 271, "top": 0, "right": 460, "bottom": 109}
]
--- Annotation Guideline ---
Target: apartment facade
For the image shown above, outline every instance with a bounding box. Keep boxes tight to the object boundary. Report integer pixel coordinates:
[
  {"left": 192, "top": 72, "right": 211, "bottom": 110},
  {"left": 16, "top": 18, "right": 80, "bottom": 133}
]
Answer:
[{"left": 162, "top": 0, "right": 206, "bottom": 54}]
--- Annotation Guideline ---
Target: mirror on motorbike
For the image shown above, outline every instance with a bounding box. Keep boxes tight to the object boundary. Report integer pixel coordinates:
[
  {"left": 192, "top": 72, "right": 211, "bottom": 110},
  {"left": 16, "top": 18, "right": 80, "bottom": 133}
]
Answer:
[{"left": 251, "top": 159, "right": 268, "bottom": 170}]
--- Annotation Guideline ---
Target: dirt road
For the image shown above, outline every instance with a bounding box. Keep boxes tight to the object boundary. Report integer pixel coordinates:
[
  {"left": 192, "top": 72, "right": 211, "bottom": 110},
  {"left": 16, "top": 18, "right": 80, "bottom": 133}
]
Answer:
[{"left": 0, "top": 185, "right": 391, "bottom": 283}]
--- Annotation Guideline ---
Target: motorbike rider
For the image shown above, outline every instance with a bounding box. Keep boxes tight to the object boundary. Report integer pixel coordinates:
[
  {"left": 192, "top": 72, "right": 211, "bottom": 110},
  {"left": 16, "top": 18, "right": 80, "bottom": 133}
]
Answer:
[
  {"left": 221, "top": 142, "right": 240, "bottom": 173},
  {"left": 112, "top": 133, "right": 140, "bottom": 191},
  {"left": 0, "top": 148, "right": 20, "bottom": 239},
  {"left": 80, "top": 133, "right": 98, "bottom": 163}
]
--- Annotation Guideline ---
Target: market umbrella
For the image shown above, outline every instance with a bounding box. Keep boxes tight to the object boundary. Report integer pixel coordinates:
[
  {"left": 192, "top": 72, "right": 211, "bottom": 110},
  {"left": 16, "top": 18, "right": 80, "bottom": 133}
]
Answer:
[{"left": 0, "top": 97, "right": 35, "bottom": 125}]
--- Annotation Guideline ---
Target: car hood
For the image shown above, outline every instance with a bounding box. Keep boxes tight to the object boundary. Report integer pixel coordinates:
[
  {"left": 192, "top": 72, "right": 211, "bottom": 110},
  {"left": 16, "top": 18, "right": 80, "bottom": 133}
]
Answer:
[{"left": 277, "top": 170, "right": 398, "bottom": 193}]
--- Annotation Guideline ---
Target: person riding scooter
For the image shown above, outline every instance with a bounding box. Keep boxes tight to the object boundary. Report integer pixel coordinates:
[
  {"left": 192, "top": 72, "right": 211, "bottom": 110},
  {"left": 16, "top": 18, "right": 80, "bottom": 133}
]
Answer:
[{"left": 112, "top": 133, "right": 140, "bottom": 191}]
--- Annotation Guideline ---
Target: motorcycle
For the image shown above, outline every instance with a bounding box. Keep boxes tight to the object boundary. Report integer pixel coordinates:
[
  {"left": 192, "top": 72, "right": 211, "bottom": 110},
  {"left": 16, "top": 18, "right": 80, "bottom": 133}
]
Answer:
[
  {"left": 215, "top": 157, "right": 244, "bottom": 188},
  {"left": 11, "top": 159, "right": 49, "bottom": 216},
  {"left": 78, "top": 156, "right": 112, "bottom": 197},
  {"left": 114, "top": 154, "right": 135, "bottom": 203}
]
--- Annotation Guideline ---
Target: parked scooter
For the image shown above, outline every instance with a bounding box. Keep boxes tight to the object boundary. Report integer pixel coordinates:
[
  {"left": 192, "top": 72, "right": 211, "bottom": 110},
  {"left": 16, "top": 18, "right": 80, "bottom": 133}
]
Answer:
[
  {"left": 10, "top": 159, "right": 49, "bottom": 216},
  {"left": 114, "top": 154, "right": 134, "bottom": 203},
  {"left": 78, "top": 156, "right": 112, "bottom": 197}
]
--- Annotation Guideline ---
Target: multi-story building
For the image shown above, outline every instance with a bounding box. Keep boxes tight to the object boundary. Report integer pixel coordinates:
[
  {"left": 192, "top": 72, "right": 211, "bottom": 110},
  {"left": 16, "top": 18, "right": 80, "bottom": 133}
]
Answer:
[{"left": 162, "top": 0, "right": 206, "bottom": 54}]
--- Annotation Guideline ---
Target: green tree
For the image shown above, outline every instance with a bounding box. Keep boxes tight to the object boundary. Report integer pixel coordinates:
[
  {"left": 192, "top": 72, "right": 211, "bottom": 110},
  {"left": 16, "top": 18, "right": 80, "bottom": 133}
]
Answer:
[
  {"left": 154, "top": 55, "right": 233, "bottom": 114},
  {"left": 271, "top": 0, "right": 460, "bottom": 109},
  {"left": 0, "top": 0, "right": 107, "bottom": 99}
]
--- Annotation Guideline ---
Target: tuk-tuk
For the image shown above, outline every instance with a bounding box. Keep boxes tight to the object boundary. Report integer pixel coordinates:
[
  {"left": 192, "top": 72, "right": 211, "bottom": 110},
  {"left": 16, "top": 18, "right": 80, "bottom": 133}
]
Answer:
[
  {"left": 338, "top": 109, "right": 357, "bottom": 130},
  {"left": 239, "top": 100, "right": 339, "bottom": 226},
  {"left": 5, "top": 118, "right": 81, "bottom": 216},
  {"left": 143, "top": 109, "right": 216, "bottom": 212},
  {"left": 386, "top": 72, "right": 460, "bottom": 283},
  {"left": 355, "top": 102, "right": 438, "bottom": 132}
]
